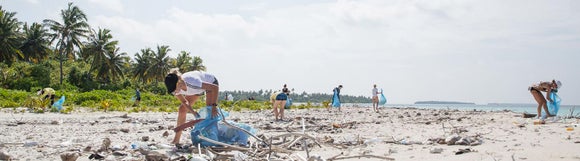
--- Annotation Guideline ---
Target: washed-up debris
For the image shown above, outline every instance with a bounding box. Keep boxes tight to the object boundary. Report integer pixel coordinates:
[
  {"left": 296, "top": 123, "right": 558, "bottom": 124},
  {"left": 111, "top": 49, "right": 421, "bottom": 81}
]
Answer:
[
  {"left": 0, "top": 151, "right": 12, "bottom": 161},
  {"left": 88, "top": 153, "right": 104, "bottom": 160},
  {"left": 430, "top": 148, "right": 443, "bottom": 154},
  {"left": 454, "top": 148, "right": 475, "bottom": 155},
  {"left": 60, "top": 152, "right": 79, "bottom": 161},
  {"left": 100, "top": 138, "right": 111, "bottom": 152}
]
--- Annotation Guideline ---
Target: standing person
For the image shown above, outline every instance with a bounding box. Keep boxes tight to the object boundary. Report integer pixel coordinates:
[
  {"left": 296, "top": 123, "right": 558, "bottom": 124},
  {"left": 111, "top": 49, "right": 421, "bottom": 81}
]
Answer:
[
  {"left": 331, "top": 85, "right": 343, "bottom": 111},
  {"left": 528, "top": 79, "right": 562, "bottom": 119},
  {"left": 133, "top": 88, "right": 141, "bottom": 107},
  {"left": 372, "top": 84, "right": 381, "bottom": 112},
  {"left": 273, "top": 84, "right": 290, "bottom": 121},
  {"left": 37, "top": 87, "right": 56, "bottom": 109},
  {"left": 164, "top": 68, "right": 220, "bottom": 145}
]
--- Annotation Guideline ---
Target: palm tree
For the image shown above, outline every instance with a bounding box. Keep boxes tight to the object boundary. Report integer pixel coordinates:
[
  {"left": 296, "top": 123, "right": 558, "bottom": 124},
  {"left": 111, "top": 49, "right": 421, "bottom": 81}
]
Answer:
[
  {"left": 174, "top": 51, "right": 193, "bottom": 72},
  {"left": 95, "top": 47, "right": 126, "bottom": 83},
  {"left": 84, "top": 28, "right": 116, "bottom": 71},
  {"left": 191, "top": 56, "right": 206, "bottom": 71},
  {"left": 43, "top": 2, "right": 90, "bottom": 85},
  {"left": 132, "top": 48, "right": 153, "bottom": 83},
  {"left": 0, "top": 7, "right": 23, "bottom": 64},
  {"left": 84, "top": 28, "right": 124, "bottom": 83},
  {"left": 20, "top": 22, "right": 52, "bottom": 63},
  {"left": 150, "top": 45, "right": 171, "bottom": 82}
]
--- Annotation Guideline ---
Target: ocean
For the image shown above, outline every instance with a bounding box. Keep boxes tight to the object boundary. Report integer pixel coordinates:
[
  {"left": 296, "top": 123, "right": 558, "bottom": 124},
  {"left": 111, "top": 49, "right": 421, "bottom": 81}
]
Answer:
[{"left": 342, "top": 103, "right": 580, "bottom": 117}]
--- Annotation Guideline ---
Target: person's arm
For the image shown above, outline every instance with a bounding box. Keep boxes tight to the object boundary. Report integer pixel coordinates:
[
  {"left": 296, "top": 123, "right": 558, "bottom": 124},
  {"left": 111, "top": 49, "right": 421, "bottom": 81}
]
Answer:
[
  {"left": 201, "top": 82, "right": 219, "bottom": 117},
  {"left": 176, "top": 94, "right": 197, "bottom": 114}
]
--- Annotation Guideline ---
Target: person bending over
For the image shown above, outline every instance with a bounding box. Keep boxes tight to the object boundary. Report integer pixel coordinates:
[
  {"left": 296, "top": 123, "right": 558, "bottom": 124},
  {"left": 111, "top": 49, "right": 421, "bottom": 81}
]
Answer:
[
  {"left": 273, "top": 84, "right": 290, "bottom": 121},
  {"left": 528, "top": 79, "right": 561, "bottom": 119},
  {"left": 164, "top": 68, "right": 219, "bottom": 144}
]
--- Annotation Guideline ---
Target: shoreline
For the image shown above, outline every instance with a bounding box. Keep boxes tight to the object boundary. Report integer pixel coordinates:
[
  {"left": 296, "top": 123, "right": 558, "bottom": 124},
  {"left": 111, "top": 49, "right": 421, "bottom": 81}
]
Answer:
[{"left": 1, "top": 107, "right": 579, "bottom": 161}]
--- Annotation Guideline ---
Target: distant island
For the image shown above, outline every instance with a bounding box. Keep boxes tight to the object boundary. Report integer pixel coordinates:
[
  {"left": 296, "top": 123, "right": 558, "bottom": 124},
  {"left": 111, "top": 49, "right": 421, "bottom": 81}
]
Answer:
[{"left": 414, "top": 101, "right": 475, "bottom": 105}]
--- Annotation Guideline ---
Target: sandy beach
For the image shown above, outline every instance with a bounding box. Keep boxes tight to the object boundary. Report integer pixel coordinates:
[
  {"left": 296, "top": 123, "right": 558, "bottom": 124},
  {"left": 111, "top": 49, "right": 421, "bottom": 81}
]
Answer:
[{"left": 1, "top": 107, "right": 579, "bottom": 161}]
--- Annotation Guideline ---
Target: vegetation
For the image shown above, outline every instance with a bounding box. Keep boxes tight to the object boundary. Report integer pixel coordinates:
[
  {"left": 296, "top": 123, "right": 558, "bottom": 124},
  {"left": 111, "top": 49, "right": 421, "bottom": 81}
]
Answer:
[{"left": 0, "top": 3, "right": 370, "bottom": 113}]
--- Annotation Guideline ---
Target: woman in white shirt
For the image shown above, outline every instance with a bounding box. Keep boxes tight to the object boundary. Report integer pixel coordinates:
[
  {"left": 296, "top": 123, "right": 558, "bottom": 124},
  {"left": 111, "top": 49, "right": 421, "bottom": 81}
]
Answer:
[{"left": 164, "top": 68, "right": 219, "bottom": 144}]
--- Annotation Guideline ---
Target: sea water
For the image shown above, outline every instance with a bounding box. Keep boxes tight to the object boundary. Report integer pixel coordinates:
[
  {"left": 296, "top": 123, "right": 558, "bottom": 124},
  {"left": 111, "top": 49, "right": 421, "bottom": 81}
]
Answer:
[{"left": 342, "top": 103, "right": 579, "bottom": 117}]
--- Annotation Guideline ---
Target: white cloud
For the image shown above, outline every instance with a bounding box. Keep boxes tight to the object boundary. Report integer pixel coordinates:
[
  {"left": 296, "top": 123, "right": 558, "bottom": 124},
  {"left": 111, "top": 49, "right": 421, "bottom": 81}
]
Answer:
[
  {"left": 88, "top": 0, "right": 124, "bottom": 13},
  {"left": 24, "top": 0, "right": 40, "bottom": 4}
]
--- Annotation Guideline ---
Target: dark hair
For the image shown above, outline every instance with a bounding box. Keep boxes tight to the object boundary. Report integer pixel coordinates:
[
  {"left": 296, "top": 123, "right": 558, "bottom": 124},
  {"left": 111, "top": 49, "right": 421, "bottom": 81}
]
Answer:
[
  {"left": 164, "top": 74, "right": 178, "bottom": 94},
  {"left": 338, "top": 85, "right": 343, "bottom": 88}
]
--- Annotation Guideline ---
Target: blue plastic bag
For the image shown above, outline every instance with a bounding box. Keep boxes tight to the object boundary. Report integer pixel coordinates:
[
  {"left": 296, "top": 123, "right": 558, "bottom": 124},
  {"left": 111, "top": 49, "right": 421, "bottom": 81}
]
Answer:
[
  {"left": 378, "top": 89, "right": 387, "bottom": 105},
  {"left": 52, "top": 96, "right": 65, "bottom": 111},
  {"left": 546, "top": 92, "right": 561, "bottom": 116},
  {"left": 332, "top": 91, "right": 341, "bottom": 107},
  {"left": 191, "top": 106, "right": 257, "bottom": 147},
  {"left": 285, "top": 98, "right": 292, "bottom": 109}
]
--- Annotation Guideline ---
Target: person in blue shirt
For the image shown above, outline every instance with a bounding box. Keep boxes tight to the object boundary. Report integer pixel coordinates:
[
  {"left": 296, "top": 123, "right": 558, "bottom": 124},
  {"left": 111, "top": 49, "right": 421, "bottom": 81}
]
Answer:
[{"left": 133, "top": 88, "right": 141, "bottom": 107}]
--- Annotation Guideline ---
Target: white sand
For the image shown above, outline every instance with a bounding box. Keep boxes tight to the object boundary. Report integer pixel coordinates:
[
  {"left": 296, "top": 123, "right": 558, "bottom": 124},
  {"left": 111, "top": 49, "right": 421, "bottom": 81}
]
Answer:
[{"left": 0, "top": 107, "right": 579, "bottom": 161}]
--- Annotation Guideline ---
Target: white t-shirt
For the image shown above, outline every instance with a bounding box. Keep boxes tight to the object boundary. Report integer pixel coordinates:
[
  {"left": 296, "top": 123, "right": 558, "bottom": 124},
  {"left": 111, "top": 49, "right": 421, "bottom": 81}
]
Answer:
[
  {"left": 175, "top": 71, "right": 217, "bottom": 95},
  {"left": 372, "top": 88, "right": 378, "bottom": 97}
]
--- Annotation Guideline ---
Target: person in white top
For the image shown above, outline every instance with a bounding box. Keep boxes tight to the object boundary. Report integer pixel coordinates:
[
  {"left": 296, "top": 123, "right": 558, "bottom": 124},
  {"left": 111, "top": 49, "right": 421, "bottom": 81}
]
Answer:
[
  {"left": 164, "top": 68, "right": 219, "bottom": 144},
  {"left": 372, "top": 84, "right": 381, "bottom": 112}
]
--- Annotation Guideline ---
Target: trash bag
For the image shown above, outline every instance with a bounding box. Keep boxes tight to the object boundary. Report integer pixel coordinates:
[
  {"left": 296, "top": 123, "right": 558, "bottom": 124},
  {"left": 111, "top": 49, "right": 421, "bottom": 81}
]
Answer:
[
  {"left": 379, "top": 89, "right": 387, "bottom": 105},
  {"left": 544, "top": 92, "right": 561, "bottom": 117},
  {"left": 332, "top": 91, "right": 340, "bottom": 107},
  {"left": 52, "top": 96, "right": 65, "bottom": 111},
  {"left": 285, "top": 98, "right": 292, "bottom": 109},
  {"left": 191, "top": 106, "right": 257, "bottom": 147},
  {"left": 217, "top": 121, "right": 256, "bottom": 146}
]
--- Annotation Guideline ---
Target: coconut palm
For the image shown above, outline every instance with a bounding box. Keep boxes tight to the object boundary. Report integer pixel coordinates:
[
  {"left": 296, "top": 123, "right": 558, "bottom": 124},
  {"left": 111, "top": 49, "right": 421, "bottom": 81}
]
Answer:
[
  {"left": 84, "top": 28, "right": 125, "bottom": 83},
  {"left": 84, "top": 28, "right": 117, "bottom": 71},
  {"left": 174, "top": 51, "right": 193, "bottom": 72},
  {"left": 94, "top": 47, "right": 127, "bottom": 83},
  {"left": 0, "top": 7, "right": 23, "bottom": 64},
  {"left": 132, "top": 48, "right": 153, "bottom": 83},
  {"left": 20, "top": 22, "right": 52, "bottom": 63},
  {"left": 191, "top": 56, "right": 206, "bottom": 71},
  {"left": 43, "top": 2, "right": 90, "bottom": 85},
  {"left": 149, "top": 45, "right": 171, "bottom": 82}
]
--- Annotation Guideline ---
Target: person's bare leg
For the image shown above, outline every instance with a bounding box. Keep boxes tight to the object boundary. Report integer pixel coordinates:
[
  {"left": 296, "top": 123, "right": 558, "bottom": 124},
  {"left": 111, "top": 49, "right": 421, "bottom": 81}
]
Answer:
[
  {"left": 173, "top": 104, "right": 188, "bottom": 144},
  {"left": 273, "top": 101, "right": 280, "bottom": 120},
  {"left": 280, "top": 100, "right": 286, "bottom": 120},
  {"left": 531, "top": 90, "right": 548, "bottom": 118}
]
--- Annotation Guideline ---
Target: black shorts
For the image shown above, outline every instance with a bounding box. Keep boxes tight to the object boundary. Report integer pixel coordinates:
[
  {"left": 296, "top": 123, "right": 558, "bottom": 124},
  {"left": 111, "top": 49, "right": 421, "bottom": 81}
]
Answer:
[
  {"left": 213, "top": 78, "right": 219, "bottom": 86},
  {"left": 528, "top": 87, "right": 540, "bottom": 93}
]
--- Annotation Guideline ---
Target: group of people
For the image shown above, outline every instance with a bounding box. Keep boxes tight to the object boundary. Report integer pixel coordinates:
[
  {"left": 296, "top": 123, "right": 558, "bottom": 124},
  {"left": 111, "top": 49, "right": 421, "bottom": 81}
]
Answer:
[
  {"left": 34, "top": 67, "right": 564, "bottom": 146},
  {"left": 38, "top": 66, "right": 554, "bottom": 145}
]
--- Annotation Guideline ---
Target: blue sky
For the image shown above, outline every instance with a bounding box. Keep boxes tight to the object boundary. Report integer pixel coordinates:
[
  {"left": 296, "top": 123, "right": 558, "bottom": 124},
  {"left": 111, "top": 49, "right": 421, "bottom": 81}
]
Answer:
[{"left": 3, "top": 0, "right": 580, "bottom": 104}]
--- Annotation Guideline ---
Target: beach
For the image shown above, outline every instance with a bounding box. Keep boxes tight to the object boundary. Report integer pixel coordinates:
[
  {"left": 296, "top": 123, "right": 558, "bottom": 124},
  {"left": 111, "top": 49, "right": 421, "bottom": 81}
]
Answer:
[{"left": 1, "top": 107, "right": 579, "bottom": 161}]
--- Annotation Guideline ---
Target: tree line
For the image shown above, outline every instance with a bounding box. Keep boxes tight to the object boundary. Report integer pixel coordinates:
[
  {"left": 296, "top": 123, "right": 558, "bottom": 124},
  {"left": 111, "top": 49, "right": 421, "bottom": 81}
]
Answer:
[
  {"left": 0, "top": 3, "right": 205, "bottom": 93},
  {"left": 0, "top": 3, "right": 371, "bottom": 104}
]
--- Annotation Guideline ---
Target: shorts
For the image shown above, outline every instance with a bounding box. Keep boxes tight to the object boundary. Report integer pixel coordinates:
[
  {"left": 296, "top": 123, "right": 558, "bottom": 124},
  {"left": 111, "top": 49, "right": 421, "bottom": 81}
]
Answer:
[
  {"left": 372, "top": 96, "right": 379, "bottom": 102},
  {"left": 528, "top": 87, "right": 540, "bottom": 93},
  {"left": 275, "top": 93, "right": 288, "bottom": 101}
]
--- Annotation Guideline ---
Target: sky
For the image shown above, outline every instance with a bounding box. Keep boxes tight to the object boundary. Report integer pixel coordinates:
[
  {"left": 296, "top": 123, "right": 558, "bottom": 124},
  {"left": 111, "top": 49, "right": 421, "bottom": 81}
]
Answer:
[{"left": 3, "top": 0, "right": 580, "bottom": 105}]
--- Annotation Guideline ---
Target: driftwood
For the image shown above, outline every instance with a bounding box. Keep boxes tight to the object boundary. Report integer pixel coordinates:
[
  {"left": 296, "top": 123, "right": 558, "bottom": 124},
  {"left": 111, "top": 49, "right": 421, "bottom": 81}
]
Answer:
[
  {"left": 327, "top": 153, "right": 395, "bottom": 161},
  {"left": 522, "top": 113, "right": 537, "bottom": 118},
  {"left": 173, "top": 119, "right": 204, "bottom": 132}
]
